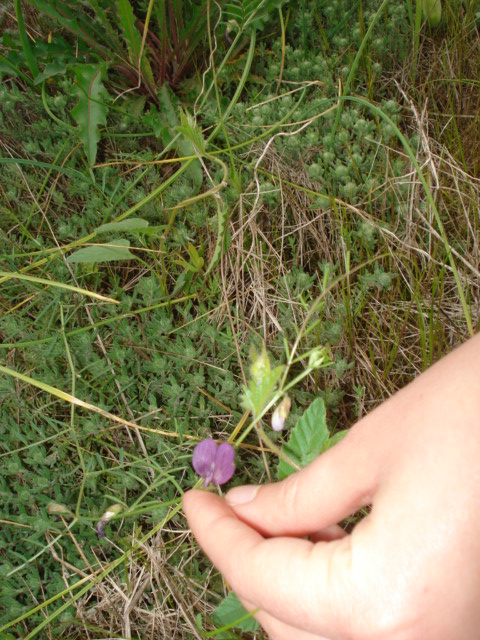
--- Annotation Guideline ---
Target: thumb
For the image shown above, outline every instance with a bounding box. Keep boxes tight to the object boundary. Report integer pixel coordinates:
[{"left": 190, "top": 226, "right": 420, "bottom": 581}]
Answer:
[
  {"left": 182, "top": 487, "right": 362, "bottom": 639},
  {"left": 226, "top": 421, "right": 382, "bottom": 537}
]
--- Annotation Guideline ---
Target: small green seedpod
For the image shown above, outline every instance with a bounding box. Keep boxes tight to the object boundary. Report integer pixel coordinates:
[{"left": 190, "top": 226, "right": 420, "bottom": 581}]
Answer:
[{"left": 422, "top": 0, "right": 442, "bottom": 27}]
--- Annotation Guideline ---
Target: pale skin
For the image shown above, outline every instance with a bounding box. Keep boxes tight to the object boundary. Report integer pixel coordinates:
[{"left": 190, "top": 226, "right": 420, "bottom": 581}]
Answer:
[{"left": 183, "top": 333, "right": 480, "bottom": 640}]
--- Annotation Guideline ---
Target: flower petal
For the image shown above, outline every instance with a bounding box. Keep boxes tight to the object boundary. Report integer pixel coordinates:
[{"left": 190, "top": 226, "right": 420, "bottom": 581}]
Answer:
[
  {"left": 192, "top": 439, "right": 217, "bottom": 479},
  {"left": 212, "top": 442, "right": 235, "bottom": 486},
  {"left": 271, "top": 396, "right": 292, "bottom": 431}
]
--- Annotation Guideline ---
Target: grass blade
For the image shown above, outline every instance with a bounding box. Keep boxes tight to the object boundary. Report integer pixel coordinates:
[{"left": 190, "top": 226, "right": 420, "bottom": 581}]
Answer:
[
  {"left": 340, "top": 94, "right": 473, "bottom": 337},
  {"left": 13, "top": 0, "right": 39, "bottom": 78},
  {"left": 117, "top": 0, "right": 155, "bottom": 89},
  {"left": 0, "top": 270, "right": 118, "bottom": 303}
]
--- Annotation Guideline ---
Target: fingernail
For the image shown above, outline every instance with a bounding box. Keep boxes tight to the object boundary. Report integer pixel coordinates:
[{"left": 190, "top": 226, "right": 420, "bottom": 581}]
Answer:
[{"left": 226, "top": 485, "right": 260, "bottom": 506}]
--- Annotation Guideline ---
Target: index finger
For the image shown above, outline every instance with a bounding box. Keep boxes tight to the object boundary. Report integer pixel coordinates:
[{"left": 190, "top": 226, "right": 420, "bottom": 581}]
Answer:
[{"left": 183, "top": 489, "right": 360, "bottom": 639}]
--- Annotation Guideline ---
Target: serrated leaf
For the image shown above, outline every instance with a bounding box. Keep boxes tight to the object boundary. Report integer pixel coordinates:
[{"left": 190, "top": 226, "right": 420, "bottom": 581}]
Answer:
[
  {"left": 278, "top": 397, "right": 330, "bottom": 480},
  {"left": 66, "top": 239, "right": 135, "bottom": 264},
  {"left": 213, "top": 592, "right": 260, "bottom": 632},
  {"left": 240, "top": 365, "right": 284, "bottom": 416},
  {"left": 156, "top": 86, "right": 203, "bottom": 192},
  {"left": 95, "top": 218, "right": 149, "bottom": 234},
  {"left": 71, "top": 63, "right": 109, "bottom": 166},
  {"left": 176, "top": 108, "right": 206, "bottom": 154}
]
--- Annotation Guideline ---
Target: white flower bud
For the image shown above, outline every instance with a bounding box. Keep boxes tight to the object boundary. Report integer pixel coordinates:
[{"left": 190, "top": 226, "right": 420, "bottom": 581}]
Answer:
[{"left": 271, "top": 396, "right": 292, "bottom": 431}]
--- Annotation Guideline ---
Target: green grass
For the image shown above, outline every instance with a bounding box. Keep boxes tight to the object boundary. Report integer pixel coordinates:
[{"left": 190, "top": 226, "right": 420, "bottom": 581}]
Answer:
[{"left": 0, "top": 0, "right": 479, "bottom": 638}]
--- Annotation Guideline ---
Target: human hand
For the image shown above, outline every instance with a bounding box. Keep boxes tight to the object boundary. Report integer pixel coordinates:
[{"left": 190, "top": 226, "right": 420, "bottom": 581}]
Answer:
[{"left": 183, "top": 334, "right": 480, "bottom": 639}]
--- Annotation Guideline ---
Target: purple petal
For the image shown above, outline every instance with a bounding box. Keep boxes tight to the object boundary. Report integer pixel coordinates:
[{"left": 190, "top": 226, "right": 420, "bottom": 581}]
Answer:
[
  {"left": 96, "top": 521, "right": 106, "bottom": 538},
  {"left": 192, "top": 439, "right": 217, "bottom": 484},
  {"left": 212, "top": 442, "right": 235, "bottom": 486}
]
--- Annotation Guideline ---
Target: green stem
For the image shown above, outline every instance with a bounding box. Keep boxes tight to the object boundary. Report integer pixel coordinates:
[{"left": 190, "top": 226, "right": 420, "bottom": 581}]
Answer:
[
  {"left": 255, "top": 422, "right": 300, "bottom": 471},
  {"left": 412, "top": 0, "right": 423, "bottom": 81},
  {"left": 0, "top": 270, "right": 118, "bottom": 303}
]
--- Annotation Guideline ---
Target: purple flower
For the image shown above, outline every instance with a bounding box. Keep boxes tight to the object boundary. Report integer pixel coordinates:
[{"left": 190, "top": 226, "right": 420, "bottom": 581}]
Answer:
[{"left": 192, "top": 439, "right": 235, "bottom": 487}]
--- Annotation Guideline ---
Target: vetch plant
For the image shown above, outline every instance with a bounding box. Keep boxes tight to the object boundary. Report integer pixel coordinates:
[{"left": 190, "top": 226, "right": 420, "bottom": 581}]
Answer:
[
  {"left": 234, "top": 342, "right": 334, "bottom": 477},
  {"left": 240, "top": 344, "right": 331, "bottom": 432},
  {"left": 192, "top": 439, "right": 236, "bottom": 487}
]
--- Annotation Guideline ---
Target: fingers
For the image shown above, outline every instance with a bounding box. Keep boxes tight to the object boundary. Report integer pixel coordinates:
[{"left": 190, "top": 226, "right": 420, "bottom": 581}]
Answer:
[
  {"left": 310, "top": 523, "right": 347, "bottom": 543},
  {"left": 225, "top": 423, "right": 381, "bottom": 538},
  {"left": 224, "top": 334, "right": 480, "bottom": 540},
  {"left": 183, "top": 489, "right": 361, "bottom": 639}
]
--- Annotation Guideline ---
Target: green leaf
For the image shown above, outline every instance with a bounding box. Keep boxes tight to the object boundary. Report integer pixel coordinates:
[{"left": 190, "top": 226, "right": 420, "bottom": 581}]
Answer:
[
  {"left": 240, "top": 347, "right": 285, "bottom": 417},
  {"left": 174, "top": 258, "right": 196, "bottom": 272},
  {"left": 278, "top": 397, "right": 331, "bottom": 480},
  {"left": 156, "top": 85, "right": 203, "bottom": 192},
  {"left": 95, "top": 218, "right": 149, "bottom": 234},
  {"left": 213, "top": 592, "right": 260, "bottom": 633},
  {"left": 22, "top": 0, "right": 108, "bottom": 56},
  {"left": 176, "top": 108, "right": 206, "bottom": 154},
  {"left": 66, "top": 239, "right": 135, "bottom": 264},
  {"left": 33, "top": 58, "right": 69, "bottom": 84},
  {"left": 117, "top": 0, "right": 155, "bottom": 88},
  {"left": 186, "top": 242, "right": 204, "bottom": 270},
  {"left": 329, "top": 429, "right": 348, "bottom": 448},
  {"left": 240, "top": 365, "right": 284, "bottom": 417},
  {"left": 71, "top": 63, "right": 109, "bottom": 166},
  {"left": 14, "top": 0, "right": 39, "bottom": 78}
]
